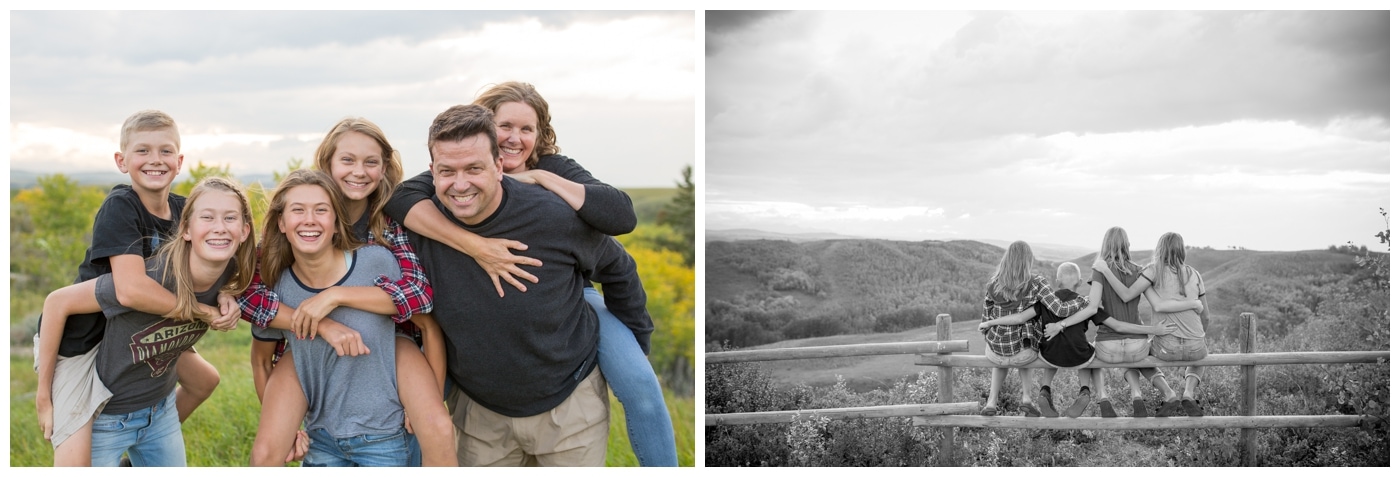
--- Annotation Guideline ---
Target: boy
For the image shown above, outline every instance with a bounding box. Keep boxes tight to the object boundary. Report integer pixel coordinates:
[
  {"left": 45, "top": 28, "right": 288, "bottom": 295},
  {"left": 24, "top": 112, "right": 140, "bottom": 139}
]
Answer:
[
  {"left": 1038, "top": 262, "right": 1178, "bottom": 418},
  {"left": 34, "top": 110, "right": 237, "bottom": 465}
]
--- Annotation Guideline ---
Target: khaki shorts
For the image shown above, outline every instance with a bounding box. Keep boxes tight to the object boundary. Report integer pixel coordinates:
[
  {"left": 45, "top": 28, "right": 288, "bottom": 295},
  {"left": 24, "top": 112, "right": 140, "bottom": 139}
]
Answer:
[
  {"left": 1151, "top": 335, "right": 1208, "bottom": 362},
  {"left": 446, "top": 367, "right": 610, "bottom": 466},
  {"left": 33, "top": 334, "right": 113, "bottom": 449},
  {"left": 984, "top": 345, "right": 1039, "bottom": 367},
  {"left": 1094, "top": 338, "right": 1151, "bottom": 364}
]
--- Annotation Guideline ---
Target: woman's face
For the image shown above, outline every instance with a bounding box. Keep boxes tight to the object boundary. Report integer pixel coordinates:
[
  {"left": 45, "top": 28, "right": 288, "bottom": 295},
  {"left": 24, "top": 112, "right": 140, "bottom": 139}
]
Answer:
[
  {"left": 493, "top": 101, "right": 538, "bottom": 173},
  {"left": 277, "top": 184, "right": 338, "bottom": 257},
  {"left": 183, "top": 190, "right": 249, "bottom": 264},
  {"left": 327, "top": 131, "right": 384, "bottom": 204}
]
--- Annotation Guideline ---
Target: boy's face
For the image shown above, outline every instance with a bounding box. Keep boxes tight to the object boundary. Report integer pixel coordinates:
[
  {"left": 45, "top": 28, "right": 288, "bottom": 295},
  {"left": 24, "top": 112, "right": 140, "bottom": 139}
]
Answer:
[{"left": 115, "top": 128, "right": 183, "bottom": 194}]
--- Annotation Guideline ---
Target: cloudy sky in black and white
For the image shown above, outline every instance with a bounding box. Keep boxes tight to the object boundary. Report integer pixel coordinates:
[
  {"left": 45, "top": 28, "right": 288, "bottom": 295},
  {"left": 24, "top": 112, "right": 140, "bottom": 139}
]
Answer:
[
  {"left": 706, "top": 10, "right": 1389, "bottom": 251},
  {"left": 10, "top": 10, "right": 695, "bottom": 187}
]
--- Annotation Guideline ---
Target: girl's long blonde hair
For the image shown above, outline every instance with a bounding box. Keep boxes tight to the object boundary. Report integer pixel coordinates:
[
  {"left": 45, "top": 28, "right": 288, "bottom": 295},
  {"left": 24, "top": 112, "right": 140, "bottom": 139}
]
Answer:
[
  {"left": 159, "top": 177, "right": 257, "bottom": 320},
  {"left": 312, "top": 117, "right": 399, "bottom": 247},
  {"left": 1152, "top": 232, "right": 1190, "bottom": 295},
  {"left": 259, "top": 169, "right": 359, "bottom": 289},
  {"left": 1099, "top": 226, "right": 1138, "bottom": 275},
  {"left": 987, "top": 240, "right": 1036, "bottom": 302}
]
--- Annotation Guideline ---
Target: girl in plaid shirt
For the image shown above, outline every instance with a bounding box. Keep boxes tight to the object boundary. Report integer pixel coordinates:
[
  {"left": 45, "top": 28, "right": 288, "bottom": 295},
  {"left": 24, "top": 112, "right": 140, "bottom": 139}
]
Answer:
[
  {"left": 976, "top": 241, "right": 1089, "bottom": 416},
  {"left": 241, "top": 118, "right": 454, "bottom": 466}
]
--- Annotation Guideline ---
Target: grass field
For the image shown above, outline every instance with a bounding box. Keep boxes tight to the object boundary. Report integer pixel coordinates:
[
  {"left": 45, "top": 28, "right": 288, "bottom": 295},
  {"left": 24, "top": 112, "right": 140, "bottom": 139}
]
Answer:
[{"left": 9, "top": 325, "right": 694, "bottom": 467}]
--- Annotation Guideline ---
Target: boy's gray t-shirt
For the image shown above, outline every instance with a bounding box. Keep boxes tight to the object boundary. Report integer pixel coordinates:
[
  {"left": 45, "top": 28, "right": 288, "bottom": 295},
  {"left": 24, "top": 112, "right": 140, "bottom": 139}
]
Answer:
[
  {"left": 257, "top": 245, "right": 403, "bottom": 438},
  {"left": 94, "top": 257, "right": 226, "bottom": 415}
]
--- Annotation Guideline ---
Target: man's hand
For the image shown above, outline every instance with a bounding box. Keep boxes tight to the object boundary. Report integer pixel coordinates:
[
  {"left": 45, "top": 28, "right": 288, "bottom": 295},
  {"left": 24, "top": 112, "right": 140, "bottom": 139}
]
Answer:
[{"left": 316, "top": 319, "right": 369, "bottom": 357}]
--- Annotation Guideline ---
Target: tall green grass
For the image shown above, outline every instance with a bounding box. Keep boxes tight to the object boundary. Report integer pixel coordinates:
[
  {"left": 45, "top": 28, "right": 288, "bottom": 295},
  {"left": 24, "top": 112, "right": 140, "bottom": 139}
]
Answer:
[{"left": 10, "top": 326, "right": 694, "bottom": 467}]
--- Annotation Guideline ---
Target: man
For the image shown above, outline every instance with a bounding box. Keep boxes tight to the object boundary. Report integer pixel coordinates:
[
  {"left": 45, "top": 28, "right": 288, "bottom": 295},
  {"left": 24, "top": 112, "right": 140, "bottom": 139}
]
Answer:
[{"left": 387, "top": 104, "right": 650, "bottom": 466}]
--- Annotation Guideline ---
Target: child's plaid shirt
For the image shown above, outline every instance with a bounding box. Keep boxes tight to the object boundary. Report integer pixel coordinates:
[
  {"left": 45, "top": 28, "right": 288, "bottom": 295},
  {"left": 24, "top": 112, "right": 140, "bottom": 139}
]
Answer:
[{"left": 981, "top": 275, "right": 1088, "bottom": 357}]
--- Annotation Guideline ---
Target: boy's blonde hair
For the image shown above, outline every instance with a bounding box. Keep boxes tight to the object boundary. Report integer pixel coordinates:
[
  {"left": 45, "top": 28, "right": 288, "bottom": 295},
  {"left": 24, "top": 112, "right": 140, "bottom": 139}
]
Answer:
[
  {"left": 120, "top": 110, "right": 181, "bottom": 151},
  {"left": 1055, "top": 262, "right": 1081, "bottom": 289}
]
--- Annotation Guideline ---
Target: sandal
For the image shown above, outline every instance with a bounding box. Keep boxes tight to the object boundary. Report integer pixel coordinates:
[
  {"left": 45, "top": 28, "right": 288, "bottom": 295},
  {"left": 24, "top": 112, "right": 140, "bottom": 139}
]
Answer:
[
  {"left": 980, "top": 404, "right": 999, "bottom": 416},
  {"left": 1132, "top": 398, "right": 1149, "bottom": 418},
  {"left": 1036, "top": 394, "right": 1059, "bottom": 418},
  {"left": 1065, "top": 387, "right": 1091, "bottom": 418},
  {"left": 1019, "top": 402, "right": 1041, "bottom": 418}
]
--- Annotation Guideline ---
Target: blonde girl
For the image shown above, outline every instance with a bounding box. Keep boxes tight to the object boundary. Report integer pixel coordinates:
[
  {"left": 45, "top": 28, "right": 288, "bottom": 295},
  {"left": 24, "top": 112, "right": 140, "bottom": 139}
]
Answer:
[
  {"left": 35, "top": 177, "right": 256, "bottom": 466},
  {"left": 1093, "top": 231, "right": 1209, "bottom": 417}
]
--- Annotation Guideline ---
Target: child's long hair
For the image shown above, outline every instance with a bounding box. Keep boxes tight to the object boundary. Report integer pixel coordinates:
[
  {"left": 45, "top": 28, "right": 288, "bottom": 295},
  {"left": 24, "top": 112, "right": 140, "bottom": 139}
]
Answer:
[
  {"left": 1152, "top": 232, "right": 1189, "bottom": 295},
  {"left": 987, "top": 241, "right": 1036, "bottom": 302},
  {"left": 312, "top": 117, "right": 400, "bottom": 247},
  {"left": 1099, "top": 226, "right": 1138, "bottom": 275},
  {"left": 159, "top": 177, "right": 257, "bottom": 320},
  {"left": 259, "top": 169, "right": 358, "bottom": 289}
]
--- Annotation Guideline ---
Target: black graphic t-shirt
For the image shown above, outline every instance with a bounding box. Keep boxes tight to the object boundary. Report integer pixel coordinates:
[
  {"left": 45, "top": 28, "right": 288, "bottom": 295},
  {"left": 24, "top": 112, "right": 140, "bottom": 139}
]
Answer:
[{"left": 94, "top": 257, "right": 229, "bottom": 414}]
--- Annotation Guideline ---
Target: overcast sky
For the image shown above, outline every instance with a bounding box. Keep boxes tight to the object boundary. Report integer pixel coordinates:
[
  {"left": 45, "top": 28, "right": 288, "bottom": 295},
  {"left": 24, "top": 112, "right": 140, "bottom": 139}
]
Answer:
[
  {"left": 706, "top": 10, "right": 1390, "bottom": 252},
  {"left": 9, "top": 10, "right": 694, "bottom": 187}
]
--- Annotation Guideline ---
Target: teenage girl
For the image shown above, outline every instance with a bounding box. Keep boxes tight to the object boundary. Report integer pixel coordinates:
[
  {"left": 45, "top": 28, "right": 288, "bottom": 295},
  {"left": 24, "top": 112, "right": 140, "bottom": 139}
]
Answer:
[
  {"left": 243, "top": 119, "right": 453, "bottom": 466},
  {"left": 35, "top": 177, "right": 256, "bottom": 466},
  {"left": 1094, "top": 231, "right": 1209, "bottom": 416},
  {"left": 387, "top": 82, "right": 676, "bottom": 465}
]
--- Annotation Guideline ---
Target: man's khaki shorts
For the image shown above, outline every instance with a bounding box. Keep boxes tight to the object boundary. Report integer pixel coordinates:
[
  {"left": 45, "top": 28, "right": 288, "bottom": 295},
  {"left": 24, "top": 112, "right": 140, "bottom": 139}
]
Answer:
[{"left": 446, "top": 367, "right": 610, "bottom": 466}]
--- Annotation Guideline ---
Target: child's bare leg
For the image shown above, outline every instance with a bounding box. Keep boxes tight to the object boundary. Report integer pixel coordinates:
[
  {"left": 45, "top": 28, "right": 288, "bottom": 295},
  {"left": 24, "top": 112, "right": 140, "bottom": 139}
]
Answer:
[
  {"left": 1016, "top": 368, "right": 1036, "bottom": 405},
  {"left": 53, "top": 416, "right": 94, "bottom": 466},
  {"left": 1039, "top": 368, "right": 1058, "bottom": 389},
  {"left": 985, "top": 368, "right": 1007, "bottom": 409},
  {"left": 1125, "top": 369, "right": 1145, "bottom": 399},
  {"left": 174, "top": 349, "right": 220, "bottom": 422},
  {"left": 1035, "top": 368, "right": 1059, "bottom": 416},
  {"left": 1092, "top": 369, "right": 1109, "bottom": 400},
  {"left": 394, "top": 336, "right": 456, "bottom": 466},
  {"left": 1145, "top": 367, "right": 1178, "bottom": 401},
  {"left": 250, "top": 352, "right": 307, "bottom": 466},
  {"left": 1182, "top": 365, "right": 1202, "bottom": 400}
]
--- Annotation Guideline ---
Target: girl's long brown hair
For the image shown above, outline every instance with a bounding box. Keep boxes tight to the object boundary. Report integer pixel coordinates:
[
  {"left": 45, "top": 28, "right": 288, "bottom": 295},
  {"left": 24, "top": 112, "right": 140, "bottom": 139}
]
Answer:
[
  {"left": 160, "top": 177, "right": 257, "bottom": 320},
  {"left": 259, "top": 169, "right": 358, "bottom": 289},
  {"left": 987, "top": 240, "right": 1036, "bottom": 302},
  {"left": 312, "top": 117, "right": 400, "bottom": 247}
]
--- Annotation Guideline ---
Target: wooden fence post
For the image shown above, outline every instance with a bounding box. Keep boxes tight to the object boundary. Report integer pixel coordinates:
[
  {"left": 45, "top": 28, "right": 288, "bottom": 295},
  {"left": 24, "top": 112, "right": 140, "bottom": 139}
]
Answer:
[
  {"left": 936, "top": 313, "right": 954, "bottom": 465},
  {"left": 1240, "top": 312, "right": 1258, "bottom": 466}
]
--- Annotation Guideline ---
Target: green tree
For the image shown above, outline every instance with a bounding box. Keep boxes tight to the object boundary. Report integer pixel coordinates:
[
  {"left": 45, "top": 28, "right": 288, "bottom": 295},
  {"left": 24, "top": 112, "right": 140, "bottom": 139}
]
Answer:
[
  {"left": 9, "top": 174, "right": 108, "bottom": 294},
  {"left": 656, "top": 165, "right": 694, "bottom": 265}
]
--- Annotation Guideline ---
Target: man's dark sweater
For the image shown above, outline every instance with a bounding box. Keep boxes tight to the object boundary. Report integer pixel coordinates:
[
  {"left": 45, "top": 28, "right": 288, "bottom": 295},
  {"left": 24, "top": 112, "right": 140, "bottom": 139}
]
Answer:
[{"left": 395, "top": 177, "right": 651, "bottom": 417}]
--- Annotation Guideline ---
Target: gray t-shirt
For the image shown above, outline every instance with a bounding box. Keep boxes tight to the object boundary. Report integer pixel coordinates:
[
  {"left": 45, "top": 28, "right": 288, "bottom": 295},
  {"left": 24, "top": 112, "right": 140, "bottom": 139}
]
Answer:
[
  {"left": 95, "top": 257, "right": 227, "bottom": 415},
  {"left": 255, "top": 246, "right": 403, "bottom": 438}
]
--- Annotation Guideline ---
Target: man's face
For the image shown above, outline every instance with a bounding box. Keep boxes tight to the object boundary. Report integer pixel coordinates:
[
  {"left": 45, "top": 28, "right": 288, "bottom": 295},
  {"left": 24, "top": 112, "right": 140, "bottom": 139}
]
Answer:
[{"left": 431, "top": 133, "right": 504, "bottom": 225}]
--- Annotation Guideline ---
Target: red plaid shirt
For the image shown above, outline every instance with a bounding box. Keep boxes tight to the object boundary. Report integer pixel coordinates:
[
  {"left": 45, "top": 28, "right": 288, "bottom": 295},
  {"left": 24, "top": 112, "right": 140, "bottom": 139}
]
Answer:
[
  {"left": 239, "top": 216, "right": 432, "bottom": 359},
  {"left": 981, "top": 275, "right": 1087, "bottom": 357}
]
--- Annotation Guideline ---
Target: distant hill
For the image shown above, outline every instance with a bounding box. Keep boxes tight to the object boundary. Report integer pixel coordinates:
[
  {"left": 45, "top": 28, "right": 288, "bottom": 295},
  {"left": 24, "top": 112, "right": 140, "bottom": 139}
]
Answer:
[
  {"left": 707, "top": 229, "right": 1093, "bottom": 261},
  {"left": 976, "top": 238, "right": 1095, "bottom": 263},
  {"left": 706, "top": 237, "right": 1377, "bottom": 349}
]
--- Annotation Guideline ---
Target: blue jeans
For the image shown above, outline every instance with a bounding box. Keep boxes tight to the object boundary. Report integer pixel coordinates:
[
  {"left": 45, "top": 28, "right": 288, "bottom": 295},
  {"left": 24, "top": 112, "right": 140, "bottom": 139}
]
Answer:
[
  {"left": 586, "top": 287, "right": 678, "bottom": 466},
  {"left": 302, "top": 427, "right": 409, "bottom": 467},
  {"left": 90, "top": 390, "right": 185, "bottom": 466}
]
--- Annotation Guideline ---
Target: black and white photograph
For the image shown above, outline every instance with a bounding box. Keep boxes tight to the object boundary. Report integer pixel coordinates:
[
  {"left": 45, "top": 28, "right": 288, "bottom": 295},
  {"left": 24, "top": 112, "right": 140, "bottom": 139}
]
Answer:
[{"left": 704, "top": 10, "right": 1389, "bottom": 467}]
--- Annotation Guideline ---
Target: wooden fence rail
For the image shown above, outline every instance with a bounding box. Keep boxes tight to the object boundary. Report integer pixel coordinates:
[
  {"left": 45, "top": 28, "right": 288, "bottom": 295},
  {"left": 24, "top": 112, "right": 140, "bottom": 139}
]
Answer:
[{"left": 705, "top": 312, "right": 1389, "bottom": 467}]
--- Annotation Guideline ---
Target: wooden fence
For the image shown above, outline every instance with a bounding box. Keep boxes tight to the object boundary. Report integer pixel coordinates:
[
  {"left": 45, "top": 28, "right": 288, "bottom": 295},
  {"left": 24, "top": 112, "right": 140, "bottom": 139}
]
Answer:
[{"left": 704, "top": 312, "right": 1389, "bottom": 466}]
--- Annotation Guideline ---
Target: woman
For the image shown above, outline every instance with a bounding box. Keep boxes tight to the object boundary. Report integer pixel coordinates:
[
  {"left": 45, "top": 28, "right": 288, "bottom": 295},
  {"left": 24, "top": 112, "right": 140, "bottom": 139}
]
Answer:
[
  {"left": 249, "top": 169, "right": 410, "bottom": 466},
  {"left": 385, "top": 81, "right": 676, "bottom": 466},
  {"left": 35, "top": 177, "right": 256, "bottom": 466},
  {"left": 1093, "top": 231, "right": 1210, "bottom": 417},
  {"left": 243, "top": 120, "right": 452, "bottom": 466}
]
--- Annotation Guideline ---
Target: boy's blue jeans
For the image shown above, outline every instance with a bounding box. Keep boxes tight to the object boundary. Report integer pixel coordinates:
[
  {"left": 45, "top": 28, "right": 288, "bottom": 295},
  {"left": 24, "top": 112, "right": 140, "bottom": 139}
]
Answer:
[
  {"left": 90, "top": 390, "right": 185, "bottom": 466},
  {"left": 586, "top": 287, "right": 679, "bottom": 466},
  {"left": 302, "top": 427, "right": 409, "bottom": 467}
]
